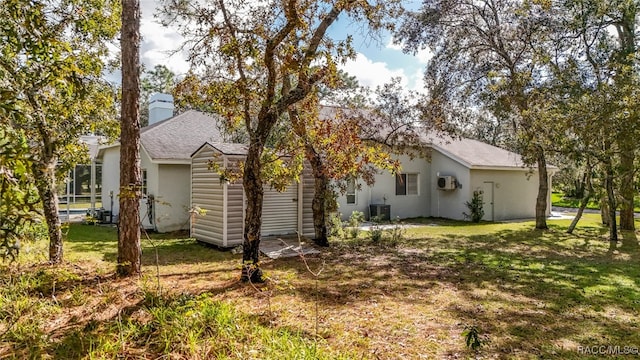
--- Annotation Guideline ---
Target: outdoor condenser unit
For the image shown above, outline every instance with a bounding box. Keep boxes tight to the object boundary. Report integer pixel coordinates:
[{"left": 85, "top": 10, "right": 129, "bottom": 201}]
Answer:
[{"left": 437, "top": 176, "right": 456, "bottom": 190}]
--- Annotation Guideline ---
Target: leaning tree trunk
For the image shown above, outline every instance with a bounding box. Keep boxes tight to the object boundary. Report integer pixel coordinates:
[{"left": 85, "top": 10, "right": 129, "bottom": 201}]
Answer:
[
  {"left": 117, "top": 0, "right": 142, "bottom": 277},
  {"left": 619, "top": 151, "right": 635, "bottom": 230},
  {"left": 242, "top": 140, "right": 265, "bottom": 282},
  {"left": 535, "top": 150, "right": 549, "bottom": 230},
  {"left": 35, "top": 156, "right": 63, "bottom": 264},
  {"left": 306, "top": 146, "right": 329, "bottom": 246},
  {"left": 567, "top": 192, "right": 591, "bottom": 234},
  {"left": 567, "top": 168, "right": 593, "bottom": 234}
]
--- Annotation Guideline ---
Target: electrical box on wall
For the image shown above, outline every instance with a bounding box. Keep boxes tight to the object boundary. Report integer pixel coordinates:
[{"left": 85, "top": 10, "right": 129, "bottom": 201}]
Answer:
[{"left": 437, "top": 176, "right": 457, "bottom": 190}]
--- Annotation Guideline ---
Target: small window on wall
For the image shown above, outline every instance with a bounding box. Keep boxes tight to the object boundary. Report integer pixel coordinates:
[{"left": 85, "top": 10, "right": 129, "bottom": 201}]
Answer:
[
  {"left": 346, "top": 178, "right": 356, "bottom": 204},
  {"left": 141, "top": 169, "right": 148, "bottom": 196},
  {"left": 396, "top": 173, "right": 418, "bottom": 196}
]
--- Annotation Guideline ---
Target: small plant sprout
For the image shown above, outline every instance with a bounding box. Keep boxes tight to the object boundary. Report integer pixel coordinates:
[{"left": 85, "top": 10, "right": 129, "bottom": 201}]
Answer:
[{"left": 462, "top": 324, "right": 483, "bottom": 351}]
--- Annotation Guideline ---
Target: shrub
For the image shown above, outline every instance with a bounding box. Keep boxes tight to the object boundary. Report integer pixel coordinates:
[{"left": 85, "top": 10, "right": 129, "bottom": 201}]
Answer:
[
  {"left": 387, "top": 217, "right": 406, "bottom": 245},
  {"left": 348, "top": 211, "right": 365, "bottom": 239},
  {"left": 369, "top": 216, "right": 383, "bottom": 243},
  {"left": 328, "top": 212, "right": 345, "bottom": 239},
  {"left": 463, "top": 190, "right": 485, "bottom": 223}
]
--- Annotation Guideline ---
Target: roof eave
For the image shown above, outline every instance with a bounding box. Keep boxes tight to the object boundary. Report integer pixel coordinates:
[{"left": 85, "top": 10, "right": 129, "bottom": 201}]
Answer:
[
  {"left": 96, "top": 142, "right": 121, "bottom": 159},
  {"left": 470, "top": 165, "right": 531, "bottom": 171},
  {"left": 151, "top": 159, "right": 192, "bottom": 165},
  {"left": 470, "top": 165, "right": 559, "bottom": 172}
]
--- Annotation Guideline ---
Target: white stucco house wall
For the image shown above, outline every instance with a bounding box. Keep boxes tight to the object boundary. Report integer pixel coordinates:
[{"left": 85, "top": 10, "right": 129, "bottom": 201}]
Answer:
[
  {"left": 336, "top": 136, "right": 556, "bottom": 222},
  {"left": 96, "top": 94, "right": 225, "bottom": 232}
]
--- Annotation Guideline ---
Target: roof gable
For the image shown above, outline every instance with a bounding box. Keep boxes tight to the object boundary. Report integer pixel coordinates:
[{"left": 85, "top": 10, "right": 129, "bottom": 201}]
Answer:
[{"left": 192, "top": 142, "right": 248, "bottom": 157}]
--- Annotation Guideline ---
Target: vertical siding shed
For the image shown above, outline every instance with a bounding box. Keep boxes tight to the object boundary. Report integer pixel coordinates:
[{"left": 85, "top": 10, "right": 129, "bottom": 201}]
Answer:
[{"left": 191, "top": 142, "right": 315, "bottom": 247}]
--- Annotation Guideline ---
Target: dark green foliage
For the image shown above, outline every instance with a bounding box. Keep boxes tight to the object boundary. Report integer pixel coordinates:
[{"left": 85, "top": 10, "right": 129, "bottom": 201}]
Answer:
[
  {"left": 463, "top": 190, "right": 485, "bottom": 223},
  {"left": 462, "top": 325, "right": 482, "bottom": 351},
  {"left": 0, "top": 127, "right": 40, "bottom": 261},
  {"left": 140, "top": 65, "right": 178, "bottom": 126}
]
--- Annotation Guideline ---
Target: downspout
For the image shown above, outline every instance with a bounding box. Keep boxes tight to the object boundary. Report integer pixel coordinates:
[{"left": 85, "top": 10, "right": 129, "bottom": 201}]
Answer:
[{"left": 90, "top": 160, "right": 96, "bottom": 213}]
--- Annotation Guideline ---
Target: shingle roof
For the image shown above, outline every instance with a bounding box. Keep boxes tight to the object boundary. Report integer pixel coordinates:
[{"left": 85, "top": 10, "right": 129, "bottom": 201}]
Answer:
[
  {"left": 427, "top": 135, "right": 530, "bottom": 170},
  {"left": 320, "top": 106, "right": 542, "bottom": 170},
  {"left": 140, "top": 110, "right": 225, "bottom": 162},
  {"left": 100, "top": 106, "right": 549, "bottom": 171}
]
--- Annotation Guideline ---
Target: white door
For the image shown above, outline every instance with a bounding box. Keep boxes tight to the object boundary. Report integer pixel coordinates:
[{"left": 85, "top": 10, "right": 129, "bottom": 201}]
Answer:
[
  {"left": 482, "top": 181, "right": 494, "bottom": 221},
  {"left": 261, "top": 184, "right": 299, "bottom": 236}
]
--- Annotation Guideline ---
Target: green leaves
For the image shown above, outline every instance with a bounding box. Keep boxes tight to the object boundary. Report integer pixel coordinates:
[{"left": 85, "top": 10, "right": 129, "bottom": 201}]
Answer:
[
  {"left": 0, "top": 126, "right": 41, "bottom": 262},
  {"left": 1, "top": 0, "right": 120, "bottom": 262}
]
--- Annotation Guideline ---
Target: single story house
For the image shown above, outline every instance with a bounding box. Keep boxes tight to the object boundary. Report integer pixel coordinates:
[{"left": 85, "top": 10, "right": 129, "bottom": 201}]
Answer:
[
  {"left": 99, "top": 94, "right": 555, "bottom": 238},
  {"left": 336, "top": 136, "right": 556, "bottom": 222},
  {"left": 96, "top": 94, "right": 226, "bottom": 232}
]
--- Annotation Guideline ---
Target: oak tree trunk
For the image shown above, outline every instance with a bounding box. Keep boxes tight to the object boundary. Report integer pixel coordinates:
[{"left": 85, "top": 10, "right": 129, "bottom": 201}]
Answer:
[
  {"left": 605, "top": 165, "right": 618, "bottom": 242},
  {"left": 306, "top": 146, "right": 329, "bottom": 246},
  {"left": 600, "top": 196, "right": 611, "bottom": 226},
  {"left": 535, "top": 151, "right": 549, "bottom": 230},
  {"left": 619, "top": 151, "right": 635, "bottom": 230},
  {"left": 604, "top": 159, "right": 618, "bottom": 241},
  {"left": 615, "top": 9, "right": 636, "bottom": 231},
  {"left": 35, "top": 157, "right": 63, "bottom": 263},
  {"left": 567, "top": 192, "right": 590, "bottom": 234},
  {"left": 117, "top": 0, "right": 142, "bottom": 277},
  {"left": 311, "top": 176, "right": 330, "bottom": 246},
  {"left": 242, "top": 140, "right": 264, "bottom": 282},
  {"left": 567, "top": 169, "right": 593, "bottom": 234}
]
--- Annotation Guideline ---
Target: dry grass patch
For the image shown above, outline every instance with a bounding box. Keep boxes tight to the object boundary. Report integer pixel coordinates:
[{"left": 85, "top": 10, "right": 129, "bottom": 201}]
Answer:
[{"left": 1, "top": 215, "right": 639, "bottom": 359}]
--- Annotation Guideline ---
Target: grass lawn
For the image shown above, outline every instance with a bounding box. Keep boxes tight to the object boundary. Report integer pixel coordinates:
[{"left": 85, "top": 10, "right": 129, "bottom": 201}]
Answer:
[
  {"left": 2, "top": 216, "right": 640, "bottom": 359},
  {"left": 552, "top": 191, "right": 640, "bottom": 212},
  {"left": 551, "top": 192, "right": 600, "bottom": 210}
]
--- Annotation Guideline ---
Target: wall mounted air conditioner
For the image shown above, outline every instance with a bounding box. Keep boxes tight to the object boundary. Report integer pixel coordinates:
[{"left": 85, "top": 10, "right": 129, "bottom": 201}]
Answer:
[{"left": 437, "top": 176, "right": 456, "bottom": 190}]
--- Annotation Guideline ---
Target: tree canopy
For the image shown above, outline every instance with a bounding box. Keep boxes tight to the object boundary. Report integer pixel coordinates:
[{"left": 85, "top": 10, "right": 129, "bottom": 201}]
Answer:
[
  {"left": 0, "top": 0, "right": 120, "bottom": 263},
  {"left": 398, "top": 0, "right": 640, "bottom": 238},
  {"left": 162, "top": 0, "right": 402, "bottom": 280}
]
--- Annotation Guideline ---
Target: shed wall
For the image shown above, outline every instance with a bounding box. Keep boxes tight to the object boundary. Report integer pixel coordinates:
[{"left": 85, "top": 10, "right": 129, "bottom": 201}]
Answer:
[
  {"left": 191, "top": 146, "right": 225, "bottom": 246},
  {"left": 261, "top": 183, "right": 299, "bottom": 236},
  {"left": 225, "top": 155, "right": 245, "bottom": 247}
]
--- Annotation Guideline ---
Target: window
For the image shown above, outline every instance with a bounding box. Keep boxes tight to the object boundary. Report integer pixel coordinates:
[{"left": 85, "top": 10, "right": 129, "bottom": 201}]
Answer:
[
  {"left": 346, "top": 178, "right": 356, "bottom": 204},
  {"left": 396, "top": 173, "right": 418, "bottom": 196},
  {"left": 141, "top": 169, "right": 148, "bottom": 196}
]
